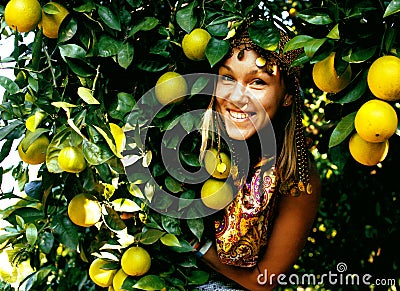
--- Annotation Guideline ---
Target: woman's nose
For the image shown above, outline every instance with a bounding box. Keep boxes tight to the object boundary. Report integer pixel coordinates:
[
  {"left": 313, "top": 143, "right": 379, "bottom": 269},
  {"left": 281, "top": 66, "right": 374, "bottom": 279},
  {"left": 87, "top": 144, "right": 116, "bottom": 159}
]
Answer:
[{"left": 229, "top": 82, "right": 248, "bottom": 105}]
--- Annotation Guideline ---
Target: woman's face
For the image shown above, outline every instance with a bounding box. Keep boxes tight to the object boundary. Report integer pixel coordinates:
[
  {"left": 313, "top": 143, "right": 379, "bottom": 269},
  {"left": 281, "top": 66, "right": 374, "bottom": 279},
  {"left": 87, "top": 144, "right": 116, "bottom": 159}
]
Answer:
[{"left": 215, "top": 49, "right": 292, "bottom": 140}]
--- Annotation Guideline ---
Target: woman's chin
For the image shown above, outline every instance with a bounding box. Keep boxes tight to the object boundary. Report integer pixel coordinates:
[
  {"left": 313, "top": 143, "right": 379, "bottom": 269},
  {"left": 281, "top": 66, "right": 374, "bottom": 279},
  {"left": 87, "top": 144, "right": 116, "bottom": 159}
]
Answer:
[{"left": 226, "top": 127, "right": 256, "bottom": 141}]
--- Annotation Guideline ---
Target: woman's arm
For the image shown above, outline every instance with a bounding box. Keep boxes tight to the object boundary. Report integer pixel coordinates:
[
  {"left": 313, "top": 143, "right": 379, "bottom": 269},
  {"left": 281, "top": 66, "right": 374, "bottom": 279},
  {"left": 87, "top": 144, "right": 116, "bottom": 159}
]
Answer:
[{"left": 200, "top": 162, "right": 321, "bottom": 291}]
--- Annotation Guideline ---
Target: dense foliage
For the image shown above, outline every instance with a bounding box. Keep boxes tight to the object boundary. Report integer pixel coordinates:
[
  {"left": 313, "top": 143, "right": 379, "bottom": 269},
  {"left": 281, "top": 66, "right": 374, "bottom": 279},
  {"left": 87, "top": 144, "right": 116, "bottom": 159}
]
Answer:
[{"left": 0, "top": 0, "right": 399, "bottom": 290}]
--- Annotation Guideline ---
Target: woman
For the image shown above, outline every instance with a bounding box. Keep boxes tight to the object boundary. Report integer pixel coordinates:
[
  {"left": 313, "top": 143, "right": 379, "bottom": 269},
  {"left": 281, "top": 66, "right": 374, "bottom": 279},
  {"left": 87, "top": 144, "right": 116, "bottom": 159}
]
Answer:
[{"left": 194, "top": 22, "right": 321, "bottom": 291}]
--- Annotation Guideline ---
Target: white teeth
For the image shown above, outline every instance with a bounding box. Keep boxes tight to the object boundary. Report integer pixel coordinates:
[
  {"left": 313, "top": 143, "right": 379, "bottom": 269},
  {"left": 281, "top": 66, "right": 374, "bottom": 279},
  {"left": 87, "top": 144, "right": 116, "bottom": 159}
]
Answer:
[{"left": 230, "top": 110, "right": 249, "bottom": 119}]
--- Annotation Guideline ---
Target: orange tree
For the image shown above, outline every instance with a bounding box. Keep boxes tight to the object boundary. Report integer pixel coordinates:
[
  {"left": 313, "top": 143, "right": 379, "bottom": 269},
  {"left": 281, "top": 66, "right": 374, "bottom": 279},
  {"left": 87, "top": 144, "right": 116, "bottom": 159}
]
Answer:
[{"left": 0, "top": 0, "right": 400, "bottom": 290}]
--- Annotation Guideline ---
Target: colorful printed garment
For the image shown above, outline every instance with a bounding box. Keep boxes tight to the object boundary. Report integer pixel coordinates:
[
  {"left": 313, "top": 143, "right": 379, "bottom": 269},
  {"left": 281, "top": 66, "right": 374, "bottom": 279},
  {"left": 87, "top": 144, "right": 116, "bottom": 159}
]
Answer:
[{"left": 214, "top": 165, "right": 278, "bottom": 267}]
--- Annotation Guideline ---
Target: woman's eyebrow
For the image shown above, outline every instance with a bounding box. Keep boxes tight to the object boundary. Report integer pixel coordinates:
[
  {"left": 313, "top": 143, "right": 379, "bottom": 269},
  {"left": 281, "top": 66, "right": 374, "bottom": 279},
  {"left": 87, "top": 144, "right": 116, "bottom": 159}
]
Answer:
[{"left": 220, "top": 64, "right": 232, "bottom": 71}]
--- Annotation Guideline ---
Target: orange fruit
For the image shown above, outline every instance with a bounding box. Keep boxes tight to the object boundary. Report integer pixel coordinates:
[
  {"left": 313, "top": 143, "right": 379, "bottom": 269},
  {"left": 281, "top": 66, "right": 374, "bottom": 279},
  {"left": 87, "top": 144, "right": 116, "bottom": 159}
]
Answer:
[
  {"left": 67, "top": 193, "right": 102, "bottom": 227},
  {"left": 38, "top": 2, "right": 69, "bottom": 39},
  {"left": 18, "top": 134, "right": 50, "bottom": 165},
  {"left": 367, "top": 55, "right": 400, "bottom": 101},
  {"left": 182, "top": 28, "right": 211, "bottom": 61},
  {"left": 155, "top": 72, "right": 188, "bottom": 105},
  {"left": 203, "top": 148, "right": 231, "bottom": 179},
  {"left": 112, "top": 269, "right": 129, "bottom": 291},
  {"left": 312, "top": 52, "right": 352, "bottom": 93},
  {"left": 200, "top": 179, "right": 233, "bottom": 210},
  {"left": 58, "top": 146, "right": 86, "bottom": 173},
  {"left": 89, "top": 258, "right": 117, "bottom": 288},
  {"left": 354, "top": 99, "right": 398, "bottom": 143},
  {"left": 349, "top": 133, "right": 389, "bottom": 166},
  {"left": 4, "top": 0, "right": 42, "bottom": 32},
  {"left": 121, "top": 246, "right": 151, "bottom": 276}
]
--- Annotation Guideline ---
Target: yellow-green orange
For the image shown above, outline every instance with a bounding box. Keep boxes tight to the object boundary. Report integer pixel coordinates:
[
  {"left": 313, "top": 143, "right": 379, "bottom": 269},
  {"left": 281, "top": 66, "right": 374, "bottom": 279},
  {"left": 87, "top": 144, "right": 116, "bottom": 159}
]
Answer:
[
  {"left": 201, "top": 179, "right": 233, "bottom": 210},
  {"left": 349, "top": 133, "right": 389, "bottom": 166},
  {"left": 4, "top": 0, "right": 42, "bottom": 32},
  {"left": 112, "top": 269, "right": 129, "bottom": 291},
  {"left": 204, "top": 148, "right": 231, "bottom": 179},
  {"left": 18, "top": 134, "right": 50, "bottom": 165},
  {"left": 312, "top": 52, "right": 352, "bottom": 93},
  {"left": 182, "top": 28, "right": 211, "bottom": 61},
  {"left": 88, "top": 258, "right": 117, "bottom": 288},
  {"left": 155, "top": 72, "right": 188, "bottom": 105},
  {"left": 367, "top": 55, "right": 400, "bottom": 101},
  {"left": 354, "top": 99, "right": 398, "bottom": 143},
  {"left": 58, "top": 146, "right": 86, "bottom": 173},
  {"left": 38, "top": 2, "right": 69, "bottom": 39},
  {"left": 67, "top": 193, "right": 102, "bottom": 227},
  {"left": 121, "top": 246, "right": 151, "bottom": 276}
]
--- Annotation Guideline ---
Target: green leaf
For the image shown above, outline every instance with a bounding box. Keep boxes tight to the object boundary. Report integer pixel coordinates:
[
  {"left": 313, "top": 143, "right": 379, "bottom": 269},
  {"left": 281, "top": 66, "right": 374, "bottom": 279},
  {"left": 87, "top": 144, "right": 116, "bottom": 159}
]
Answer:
[
  {"left": 205, "top": 38, "right": 230, "bottom": 67},
  {"left": 77, "top": 87, "right": 100, "bottom": 104},
  {"left": 43, "top": 2, "right": 60, "bottom": 14},
  {"left": 329, "top": 112, "right": 357, "bottom": 148},
  {"left": 248, "top": 20, "right": 280, "bottom": 51},
  {"left": 0, "top": 120, "right": 23, "bottom": 140},
  {"left": 98, "top": 5, "right": 121, "bottom": 31},
  {"left": 136, "top": 59, "right": 168, "bottom": 72},
  {"left": 190, "top": 76, "right": 210, "bottom": 96},
  {"left": 65, "top": 58, "right": 95, "bottom": 77},
  {"left": 118, "top": 42, "right": 134, "bottom": 69},
  {"left": 327, "top": 24, "right": 340, "bottom": 40},
  {"left": 336, "top": 70, "right": 368, "bottom": 104},
  {"left": 59, "top": 44, "right": 86, "bottom": 60},
  {"left": 128, "top": 17, "right": 159, "bottom": 38},
  {"left": 187, "top": 270, "right": 209, "bottom": 284},
  {"left": 304, "top": 38, "right": 327, "bottom": 58},
  {"left": 38, "top": 231, "right": 54, "bottom": 254},
  {"left": 160, "top": 233, "right": 181, "bottom": 247},
  {"left": 164, "top": 176, "right": 183, "bottom": 193},
  {"left": 297, "top": 9, "right": 333, "bottom": 25},
  {"left": 187, "top": 217, "right": 204, "bottom": 241},
  {"left": 20, "top": 128, "right": 50, "bottom": 152},
  {"left": 140, "top": 228, "right": 165, "bottom": 244},
  {"left": 176, "top": 1, "right": 198, "bottom": 33},
  {"left": 384, "top": 0, "right": 400, "bottom": 17},
  {"left": 0, "top": 139, "right": 13, "bottom": 163},
  {"left": 161, "top": 214, "right": 181, "bottom": 235},
  {"left": 26, "top": 223, "right": 38, "bottom": 245},
  {"left": 59, "top": 17, "right": 78, "bottom": 43},
  {"left": 180, "top": 151, "right": 201, "bottom": 167},
  {"left": 178, "top": 189, "right": 195, "bottom": 210},
  {"left": 110, "top": 92, "right": 135, "bottom": 120},
  {"left": 342, "top": 46, "right": 377, "bottom": 63},
  {"left": 82, "top": 140, "right": 114, "bottom": 165},
  {"left": 52, "top": 214, "right": 79, "bottom": 250},
  {"left": 133, "top": 275, "right": 166, "bottom": 290},
  {"left": 98, "top": 35, "right": 121, "bottom": 57},
  {"left": 93, "top": 125, "right": 122, "bottom": 158},
  {"left": 24, "top": 268, "right": 53, "bottom": 290},
  {"left": 284, "top": 35, "right": 315, "bottom": 53},
  {"left": 180, "top": 113, "right": 194, "bottom": 132},
  {"left": 0, "top": 76, "right": 19, "bottom": 94},
  {"left": 104, "top": 205, "right": 126, "bottom": 231}
]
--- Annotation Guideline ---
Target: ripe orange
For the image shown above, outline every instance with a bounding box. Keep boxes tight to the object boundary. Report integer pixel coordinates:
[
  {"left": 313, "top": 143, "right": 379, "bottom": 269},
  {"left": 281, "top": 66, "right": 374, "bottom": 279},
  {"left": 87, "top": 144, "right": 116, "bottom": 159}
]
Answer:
[
  {"left": 200, "top": 179, "right": 233, "bottom": 210},
  {"left": 121, "top": 246, "right": 151, "bottom": 276},
  {"left": 312, "top": 52, "right": 352, "bottom": 93},
  {"left": 89, "top": 258, "right": 117, "bottom": 288},
  {"left": 18, "top": 134, "right": 50, "bottom": 165},
  {"left": 58, "top": 146, "right": 86, "bottom": 173},
  {"left": 67, "top": 193, "right": 102, "bottom": 227},
  {"left": 203, "top": 148, "right": 231, "bottom": 179},
  {"left": 38, "top": 2, "right": 69, "bottom": 39},
  {"left": 182, "top": 28, "right": 211, "bottom": 61},
  {"left": 349, "top": 133, "right": 389, "bottom": 166},
  {"left": 4, "top": 0, "right": 42, "bottom": 32},
  {"left": 354, "top": 99, "right": 398, "bottom": 143},
  {"left": 112, "top": 269, "right": 129, "bottom": 291},
  {"left": 155, "top": 72, "right": 188, "bottom": 105},
  {"left": 367, "top": 55, "right": 400, "bottom": 101}
]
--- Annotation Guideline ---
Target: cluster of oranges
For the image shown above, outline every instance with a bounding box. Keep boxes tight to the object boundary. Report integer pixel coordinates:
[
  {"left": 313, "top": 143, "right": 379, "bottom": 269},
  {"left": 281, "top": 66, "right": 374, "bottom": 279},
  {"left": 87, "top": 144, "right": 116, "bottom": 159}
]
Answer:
[
  {"left": 313, "top": 53, "right": 400, "bottom": 166},
  {"left": 4, "top": 0, "right": 69, "bottom": 38}
]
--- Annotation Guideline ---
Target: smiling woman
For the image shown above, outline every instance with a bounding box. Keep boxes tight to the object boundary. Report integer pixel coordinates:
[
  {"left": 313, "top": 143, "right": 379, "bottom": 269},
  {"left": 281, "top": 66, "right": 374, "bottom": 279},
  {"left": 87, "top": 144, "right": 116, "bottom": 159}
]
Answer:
[{"left": 195, "top": 21, "right": 321, "bottom": 291}]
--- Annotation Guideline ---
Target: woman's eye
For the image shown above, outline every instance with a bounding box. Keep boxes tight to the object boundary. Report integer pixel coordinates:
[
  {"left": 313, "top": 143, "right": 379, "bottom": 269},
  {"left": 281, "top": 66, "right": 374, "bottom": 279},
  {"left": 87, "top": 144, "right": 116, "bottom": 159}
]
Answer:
[
  {"left": 252, "top": 79, "right": 266, "bottom": 86},
  {"left": 221, "top": 75, "right": 234, "bottom": 82}
]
